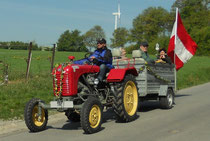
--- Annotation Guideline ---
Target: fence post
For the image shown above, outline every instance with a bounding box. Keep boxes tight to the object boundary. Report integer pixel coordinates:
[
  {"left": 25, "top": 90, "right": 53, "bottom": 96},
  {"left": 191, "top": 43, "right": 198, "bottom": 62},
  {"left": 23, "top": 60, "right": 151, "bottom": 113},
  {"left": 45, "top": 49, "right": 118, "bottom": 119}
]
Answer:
[
  {"left": 26, "top": 42, "right": 32, "bottom": 80},
  {"left": 51, "top": 44, "right": 56, "bottom": 72},
  {"left": 4, "top": 64, "right": 8, "bottom": 84},
  {"left": 0, "top": 61, "right": 9, "bottom": 86}
]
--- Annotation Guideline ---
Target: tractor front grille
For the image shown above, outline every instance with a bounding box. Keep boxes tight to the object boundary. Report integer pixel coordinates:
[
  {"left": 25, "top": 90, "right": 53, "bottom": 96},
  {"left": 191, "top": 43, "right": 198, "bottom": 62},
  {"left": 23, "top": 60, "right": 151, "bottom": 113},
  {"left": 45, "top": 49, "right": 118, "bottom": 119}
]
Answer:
[{"left": 61, "top": 73, "right": 70, "bottom": 96}]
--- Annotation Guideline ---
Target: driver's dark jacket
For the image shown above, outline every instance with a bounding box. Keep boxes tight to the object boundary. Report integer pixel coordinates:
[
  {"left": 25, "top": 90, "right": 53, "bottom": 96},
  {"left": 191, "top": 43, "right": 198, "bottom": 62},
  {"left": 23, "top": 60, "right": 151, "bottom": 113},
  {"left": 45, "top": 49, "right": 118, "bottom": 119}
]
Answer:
[{"left": 74, "top": 47, "right": 114, "bottom": 69}]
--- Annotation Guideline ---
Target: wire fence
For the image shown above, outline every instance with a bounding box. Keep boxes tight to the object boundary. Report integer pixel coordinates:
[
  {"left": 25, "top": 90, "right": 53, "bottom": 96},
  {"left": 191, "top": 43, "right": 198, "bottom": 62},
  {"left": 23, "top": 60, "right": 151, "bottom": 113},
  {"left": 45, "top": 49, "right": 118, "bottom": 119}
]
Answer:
[
  {"left": 0, "top": 42, "right": 87, "bottom": 85},
  {"left": 0, "top": 42, "right": 57, "bottom": 84}
]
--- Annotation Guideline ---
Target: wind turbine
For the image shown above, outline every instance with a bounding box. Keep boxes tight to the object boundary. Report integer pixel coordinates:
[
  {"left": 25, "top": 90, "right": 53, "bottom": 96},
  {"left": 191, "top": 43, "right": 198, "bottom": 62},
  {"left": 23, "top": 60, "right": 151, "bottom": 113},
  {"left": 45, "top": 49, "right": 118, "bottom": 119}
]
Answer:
[{"left": 112, "top": 3, "right": 121, "bottom": 30}]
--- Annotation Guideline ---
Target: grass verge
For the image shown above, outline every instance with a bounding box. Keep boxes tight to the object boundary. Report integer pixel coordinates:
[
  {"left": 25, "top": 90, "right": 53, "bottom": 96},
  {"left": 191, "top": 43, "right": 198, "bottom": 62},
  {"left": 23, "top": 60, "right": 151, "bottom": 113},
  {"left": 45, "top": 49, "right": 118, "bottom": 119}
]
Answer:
[{"left": 0, "top": 49, "right": 210, "bottom": 120}]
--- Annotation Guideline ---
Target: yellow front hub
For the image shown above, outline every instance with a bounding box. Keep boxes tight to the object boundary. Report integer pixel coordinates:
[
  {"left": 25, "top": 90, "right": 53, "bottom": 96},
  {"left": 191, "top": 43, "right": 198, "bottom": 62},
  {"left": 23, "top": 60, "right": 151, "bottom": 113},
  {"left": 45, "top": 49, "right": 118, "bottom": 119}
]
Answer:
[
  {"left": 123, "top": 81, "right": 138, "bottom": 116},
  {"left": 89, "top": 105, "right": 101, "bottom": 128},
  {"left": 32, "top": 105, "right": 45, "bottom": 127}
]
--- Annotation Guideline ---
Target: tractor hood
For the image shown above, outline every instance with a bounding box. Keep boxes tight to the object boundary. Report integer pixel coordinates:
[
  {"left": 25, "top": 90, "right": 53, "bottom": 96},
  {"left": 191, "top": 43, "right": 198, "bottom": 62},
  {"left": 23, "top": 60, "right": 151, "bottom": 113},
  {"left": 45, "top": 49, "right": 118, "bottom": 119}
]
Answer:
[{"left": 52, "top": 64, "right": 100, "bottom": 96}]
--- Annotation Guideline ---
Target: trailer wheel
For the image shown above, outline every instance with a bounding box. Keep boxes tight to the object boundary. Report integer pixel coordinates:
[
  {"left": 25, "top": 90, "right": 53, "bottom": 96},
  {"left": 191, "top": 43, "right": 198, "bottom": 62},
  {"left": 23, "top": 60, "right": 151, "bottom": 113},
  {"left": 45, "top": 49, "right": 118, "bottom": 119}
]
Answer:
[
  {"left": 113, "top": 74, "right": 139, "bottom": 122},
  {"left": 160, "top": 88, "right": 174, "bottom": 109},
  {"left": 24, "top": 98, "right": 48, "bottom": 132},
  {"left": 80, "top": 97, "right": 103, "bottom": 134},
  {"left": 65, "top": 110, "right": 80, "bottom": 122}
]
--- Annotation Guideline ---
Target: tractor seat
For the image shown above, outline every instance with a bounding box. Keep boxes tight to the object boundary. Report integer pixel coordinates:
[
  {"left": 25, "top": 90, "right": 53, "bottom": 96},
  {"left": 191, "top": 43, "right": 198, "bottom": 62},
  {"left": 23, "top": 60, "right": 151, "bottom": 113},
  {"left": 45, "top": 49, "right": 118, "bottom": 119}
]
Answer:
[
  {"left": 112, "top": 48, "right": 129, "bottom": 68},
  {"left": 112, "top": 48, "right": 121, "bottom": 60},
  {"left": 131, "top": 50, "right": 145, "bottom": 64}
]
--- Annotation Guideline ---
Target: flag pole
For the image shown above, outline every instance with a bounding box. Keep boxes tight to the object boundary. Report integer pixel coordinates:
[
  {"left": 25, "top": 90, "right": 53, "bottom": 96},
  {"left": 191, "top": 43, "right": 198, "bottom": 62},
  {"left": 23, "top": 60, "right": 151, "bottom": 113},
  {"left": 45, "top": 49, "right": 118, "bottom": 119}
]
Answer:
[{"left": 174, "top": 8, "right": 178, "bottom": 92}]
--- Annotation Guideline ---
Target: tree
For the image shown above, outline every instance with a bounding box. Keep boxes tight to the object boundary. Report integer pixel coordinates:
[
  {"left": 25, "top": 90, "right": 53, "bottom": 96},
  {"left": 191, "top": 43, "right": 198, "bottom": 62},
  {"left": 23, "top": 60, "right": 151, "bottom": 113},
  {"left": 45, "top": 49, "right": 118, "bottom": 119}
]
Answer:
[
  {"left": 149, "top": 35, "right": 170, "bottom": 55},
  {"left": 131, "top": 7, "right": 172, "bottom": 44},
  {"left": 171, "top": 0, "right": 210, "bottom": 55},
  {"left": 0, "top": 41, "right": 39, "bottom": 50},
  {"left": 192, "top": 25, "right": 210, "bottom": 56},
  {"left": 70, "top": 30, "right": 87, "bottom": 52},
  {"left": 83, "top": 25, "right": 106, "bottom": 51},
  {"left": 125, "top": 44, "right": 139, "bottom": 54},
  {"left": 57, "top": 29, "right": 87, "bottom": 52},
  {"left": 30, "top": 41, "right": 39, "bottom": 50},
  {"left": 110, "top": 27, "right": 129, "bottom": 48},
  {"left": 171, "top": 0, "right": 209, "bottom": 32},
  {"left": 57, "top": 30, "right": 72, "bottom": 51}
]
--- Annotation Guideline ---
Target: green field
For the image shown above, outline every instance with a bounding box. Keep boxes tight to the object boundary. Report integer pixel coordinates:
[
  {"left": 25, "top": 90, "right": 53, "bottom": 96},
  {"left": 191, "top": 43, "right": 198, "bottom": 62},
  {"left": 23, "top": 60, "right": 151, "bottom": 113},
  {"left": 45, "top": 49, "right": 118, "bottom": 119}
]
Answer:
[
  {"left": 0, "top": 49, "right": 210, "bottom": 120},
  {"left": 0, "top": 49, "right": 86, "bottom": 80}
]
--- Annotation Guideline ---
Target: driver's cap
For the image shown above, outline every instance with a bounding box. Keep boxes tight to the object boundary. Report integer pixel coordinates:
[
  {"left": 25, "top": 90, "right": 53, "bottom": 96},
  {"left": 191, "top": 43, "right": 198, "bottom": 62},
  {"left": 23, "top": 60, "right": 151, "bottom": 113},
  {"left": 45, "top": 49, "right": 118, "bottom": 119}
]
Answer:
[{"left": 97, "top": 38, "right": 106, "bottom": 44}]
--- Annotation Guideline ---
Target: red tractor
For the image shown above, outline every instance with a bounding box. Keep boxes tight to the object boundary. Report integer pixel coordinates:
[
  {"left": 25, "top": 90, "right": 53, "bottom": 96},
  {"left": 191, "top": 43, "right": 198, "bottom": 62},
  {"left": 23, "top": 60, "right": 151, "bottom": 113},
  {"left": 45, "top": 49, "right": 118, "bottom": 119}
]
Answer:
[{"left": 24, "top": 53, "right": 140, "bottom": 134}]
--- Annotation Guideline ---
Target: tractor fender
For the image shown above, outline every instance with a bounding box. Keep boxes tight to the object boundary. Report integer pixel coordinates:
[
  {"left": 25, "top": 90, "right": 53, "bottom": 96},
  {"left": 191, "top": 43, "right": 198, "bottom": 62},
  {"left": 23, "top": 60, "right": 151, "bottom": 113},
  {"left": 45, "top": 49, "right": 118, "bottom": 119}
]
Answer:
[{"left": 107, "top": 67, "right": 138, "bottom": 82}]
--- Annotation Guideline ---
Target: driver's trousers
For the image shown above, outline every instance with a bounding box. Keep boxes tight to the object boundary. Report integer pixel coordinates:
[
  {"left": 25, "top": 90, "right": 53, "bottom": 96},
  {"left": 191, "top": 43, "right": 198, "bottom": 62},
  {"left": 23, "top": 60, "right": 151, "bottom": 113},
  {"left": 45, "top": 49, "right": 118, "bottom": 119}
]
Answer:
[{"left": 97, "top": 64, "right": 110, "bottom": 82}]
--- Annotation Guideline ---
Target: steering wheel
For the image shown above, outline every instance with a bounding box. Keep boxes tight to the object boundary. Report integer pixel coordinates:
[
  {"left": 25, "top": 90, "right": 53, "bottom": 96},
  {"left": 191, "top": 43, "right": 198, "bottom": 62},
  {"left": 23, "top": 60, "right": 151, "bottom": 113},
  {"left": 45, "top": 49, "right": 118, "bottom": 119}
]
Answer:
[
  {"left": 84, "top": 52, "right": 93, "bottom": 58},
  {"left": 84, "top": 52, "right": 104, "bottom": 65},
  {"left": 84, "top": 52, "right": 94, "bottom": 64}
]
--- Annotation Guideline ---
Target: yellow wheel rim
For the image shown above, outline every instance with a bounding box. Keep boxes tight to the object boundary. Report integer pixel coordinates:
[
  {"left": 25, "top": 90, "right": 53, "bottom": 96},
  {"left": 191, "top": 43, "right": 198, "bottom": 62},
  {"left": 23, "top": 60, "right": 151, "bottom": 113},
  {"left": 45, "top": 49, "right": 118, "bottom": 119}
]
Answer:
[
  {"left": 89, "top": 105, "right": 101, "bottom": 128},
  {"left": 123, "top": 81, "right": 138, "bottom": 116},
  {"left": 32, "top": 105, "right": 45, "bottom": 127}
]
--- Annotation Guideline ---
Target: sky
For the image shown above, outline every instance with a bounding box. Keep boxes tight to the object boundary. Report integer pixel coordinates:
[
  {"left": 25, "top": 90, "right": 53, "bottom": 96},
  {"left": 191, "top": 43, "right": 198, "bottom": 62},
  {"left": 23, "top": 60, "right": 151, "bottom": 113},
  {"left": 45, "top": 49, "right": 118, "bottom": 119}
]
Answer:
[{"left": 0, "top": 0, "right": 176, "bottom": 46}]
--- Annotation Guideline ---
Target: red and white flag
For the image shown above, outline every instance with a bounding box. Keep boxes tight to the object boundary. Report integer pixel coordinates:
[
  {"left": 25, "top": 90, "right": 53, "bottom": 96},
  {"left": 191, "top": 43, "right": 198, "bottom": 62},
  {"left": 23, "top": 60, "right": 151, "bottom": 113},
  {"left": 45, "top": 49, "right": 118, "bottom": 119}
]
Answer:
[{"left": 167, "top": 10, "right": 198, "bottom": 70}]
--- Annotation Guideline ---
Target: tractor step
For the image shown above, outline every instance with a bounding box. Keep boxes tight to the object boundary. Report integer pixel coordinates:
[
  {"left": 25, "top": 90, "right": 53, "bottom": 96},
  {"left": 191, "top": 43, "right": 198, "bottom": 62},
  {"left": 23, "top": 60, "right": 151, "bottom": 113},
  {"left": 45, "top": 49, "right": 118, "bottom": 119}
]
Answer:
[{"left": 50, "top": 101, "right": 73, "bottom": 108}]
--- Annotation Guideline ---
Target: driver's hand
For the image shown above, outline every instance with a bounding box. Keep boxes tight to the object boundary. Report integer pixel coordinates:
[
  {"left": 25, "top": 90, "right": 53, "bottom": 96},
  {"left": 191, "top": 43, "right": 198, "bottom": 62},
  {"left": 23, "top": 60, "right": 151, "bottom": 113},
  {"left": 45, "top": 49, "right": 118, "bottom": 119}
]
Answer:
[
  {"left": 84, "top": 61, "right": 90, "bottom": 65},
  {"left": 89, "top": 56, "right": 95, "bottom": 61},
  {"left": 92, "top": 58, "right": 99, "bottom": 65}
]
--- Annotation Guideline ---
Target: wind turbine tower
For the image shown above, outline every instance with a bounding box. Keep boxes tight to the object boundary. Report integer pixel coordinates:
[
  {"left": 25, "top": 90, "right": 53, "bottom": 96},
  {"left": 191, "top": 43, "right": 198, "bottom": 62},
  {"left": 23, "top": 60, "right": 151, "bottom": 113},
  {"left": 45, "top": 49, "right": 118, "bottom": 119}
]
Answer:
[{"left": 112, "top": 3, "right": 121, "bottom": 30}]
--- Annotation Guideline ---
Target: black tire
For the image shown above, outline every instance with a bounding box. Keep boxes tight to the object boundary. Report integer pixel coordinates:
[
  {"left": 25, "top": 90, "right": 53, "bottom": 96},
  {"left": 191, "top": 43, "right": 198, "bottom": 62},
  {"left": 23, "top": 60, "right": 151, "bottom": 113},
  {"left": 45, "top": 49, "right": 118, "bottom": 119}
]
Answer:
[
  {"left": 80, "top": 97, "right": 103, "bottom": 134},
  {"left": 24, "top": 98, "right": 48, "bottom": 132},
  {"left": 160, "top": 88, "right": 174, "bottom": 109},
  {"left": 113, "top": 74, "right": 139, "bottom": 122},
  {"left": 65, "top": 109, "right": 80, "bottom": 122}
]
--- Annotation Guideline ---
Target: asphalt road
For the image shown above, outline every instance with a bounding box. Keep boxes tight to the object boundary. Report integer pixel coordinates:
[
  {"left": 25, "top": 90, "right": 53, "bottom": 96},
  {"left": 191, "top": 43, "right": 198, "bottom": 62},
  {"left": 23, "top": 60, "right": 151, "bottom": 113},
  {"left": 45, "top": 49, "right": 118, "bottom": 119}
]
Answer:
[{"left": 1, "top": 82, "right": 210, "bottom": 141}]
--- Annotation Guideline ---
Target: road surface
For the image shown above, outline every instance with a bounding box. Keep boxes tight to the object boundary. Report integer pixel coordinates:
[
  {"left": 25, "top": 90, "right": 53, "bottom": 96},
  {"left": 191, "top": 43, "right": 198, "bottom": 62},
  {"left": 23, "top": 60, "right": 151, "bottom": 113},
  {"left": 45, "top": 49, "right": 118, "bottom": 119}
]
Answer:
[{"left": 1, "top": 82, "right": 210, "bottom": 141}]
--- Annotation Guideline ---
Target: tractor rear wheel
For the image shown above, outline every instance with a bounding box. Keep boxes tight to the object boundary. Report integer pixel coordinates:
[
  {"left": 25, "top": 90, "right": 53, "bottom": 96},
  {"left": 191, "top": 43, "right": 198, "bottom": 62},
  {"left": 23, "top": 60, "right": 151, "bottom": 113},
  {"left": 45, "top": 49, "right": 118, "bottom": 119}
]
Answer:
[
  {"left": 113, "top": 74, "right": 139, "bottom": 122},
  {"left": 80, "top": 97, "right": 103, "bottom": 134},
  {"left": 24, "top": 98, "right": 48, "bottom": 132},
  {"left": 65, "top": 109, "right": 80, "bottom": 122}
]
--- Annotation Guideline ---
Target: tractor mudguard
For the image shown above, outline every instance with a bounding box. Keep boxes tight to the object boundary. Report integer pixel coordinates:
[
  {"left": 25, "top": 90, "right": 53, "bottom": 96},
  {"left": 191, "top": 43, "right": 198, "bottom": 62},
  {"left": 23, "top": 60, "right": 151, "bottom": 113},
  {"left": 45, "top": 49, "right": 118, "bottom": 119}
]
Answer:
[{"left": 107, "top": 67, "right": 138, "bottom": 82}]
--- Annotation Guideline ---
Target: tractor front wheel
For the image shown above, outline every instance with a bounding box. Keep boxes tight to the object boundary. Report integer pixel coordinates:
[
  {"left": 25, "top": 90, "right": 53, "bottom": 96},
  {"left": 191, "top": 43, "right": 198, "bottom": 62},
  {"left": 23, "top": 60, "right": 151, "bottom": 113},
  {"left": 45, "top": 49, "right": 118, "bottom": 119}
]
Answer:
[
  {"left": 80, "top": 97, "right": 103, "bottom": 134},
  {"left": 24, "top": 98, "right": 48, "bottom": 132}
]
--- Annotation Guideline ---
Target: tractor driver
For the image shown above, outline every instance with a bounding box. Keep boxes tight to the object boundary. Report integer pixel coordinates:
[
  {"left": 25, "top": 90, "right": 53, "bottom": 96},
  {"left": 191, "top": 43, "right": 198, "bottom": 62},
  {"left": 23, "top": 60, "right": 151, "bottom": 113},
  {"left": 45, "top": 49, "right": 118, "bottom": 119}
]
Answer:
[{"left": 74, "top": 38, "right": 114, "bottom": 85}]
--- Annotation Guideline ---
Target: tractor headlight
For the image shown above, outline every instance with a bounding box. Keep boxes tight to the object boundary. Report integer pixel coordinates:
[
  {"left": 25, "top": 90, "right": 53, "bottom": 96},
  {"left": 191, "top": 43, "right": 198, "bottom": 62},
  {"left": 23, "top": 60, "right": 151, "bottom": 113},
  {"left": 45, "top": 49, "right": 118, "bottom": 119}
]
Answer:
[{"left": 94, "top": 78, "right": 99, "bottom": 85}]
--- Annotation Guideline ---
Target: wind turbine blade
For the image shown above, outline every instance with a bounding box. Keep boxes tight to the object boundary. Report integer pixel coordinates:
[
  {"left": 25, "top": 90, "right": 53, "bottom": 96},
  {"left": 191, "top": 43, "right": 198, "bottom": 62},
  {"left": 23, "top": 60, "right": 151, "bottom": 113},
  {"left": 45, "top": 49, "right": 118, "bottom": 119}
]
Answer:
[
  {"left": 118, "top": 3, "right": 120, "bottom": 13},
  {"left": 118, "top": 3, "right": 121, "bottom": 19},
  {"left": 119, "top": 13, "right": 121, "bottom": 26}
]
